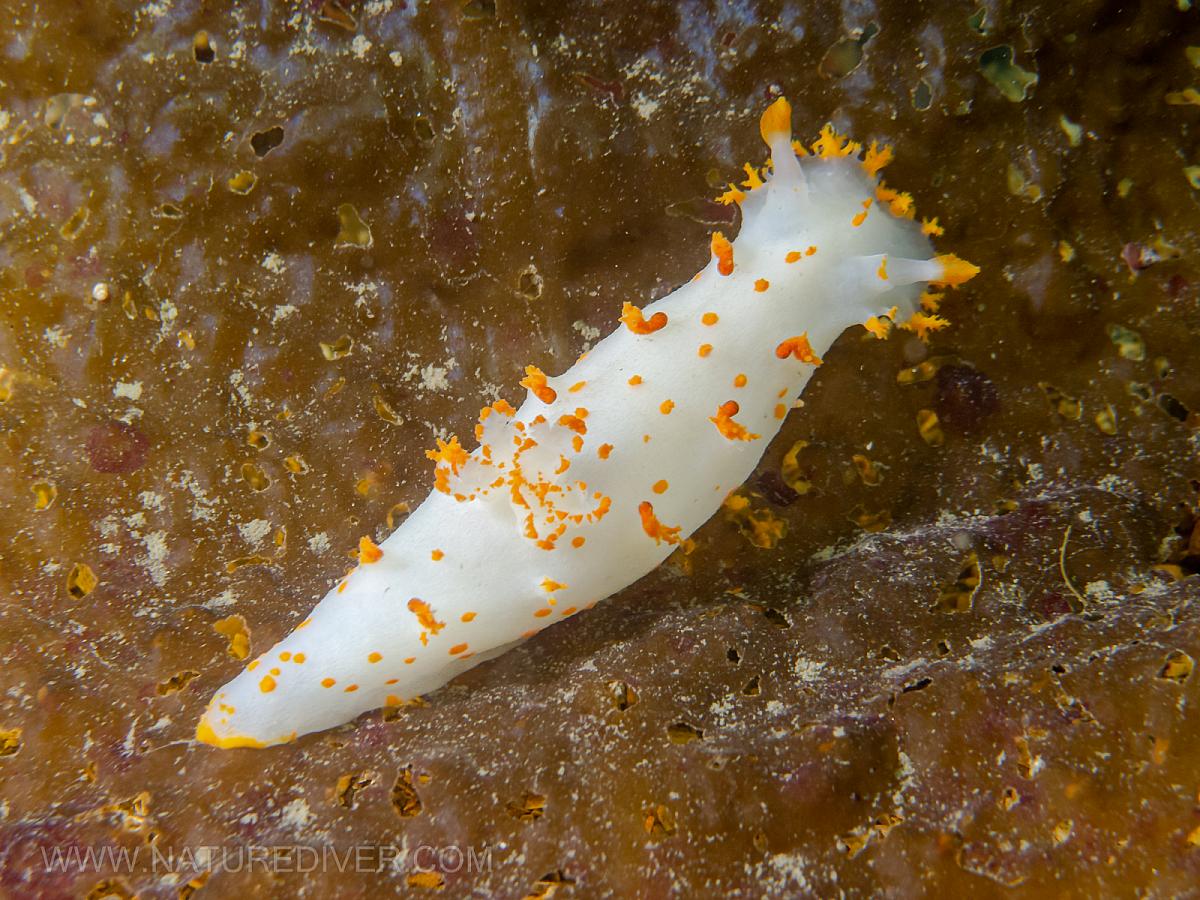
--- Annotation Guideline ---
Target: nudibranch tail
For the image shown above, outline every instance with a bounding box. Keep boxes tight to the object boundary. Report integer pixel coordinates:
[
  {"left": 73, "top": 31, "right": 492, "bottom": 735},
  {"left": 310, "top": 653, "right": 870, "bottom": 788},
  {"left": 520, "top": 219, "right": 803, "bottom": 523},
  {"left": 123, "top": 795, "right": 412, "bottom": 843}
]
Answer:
[{"left": 197, "top": 98, "right": 977, "bottom": 748}]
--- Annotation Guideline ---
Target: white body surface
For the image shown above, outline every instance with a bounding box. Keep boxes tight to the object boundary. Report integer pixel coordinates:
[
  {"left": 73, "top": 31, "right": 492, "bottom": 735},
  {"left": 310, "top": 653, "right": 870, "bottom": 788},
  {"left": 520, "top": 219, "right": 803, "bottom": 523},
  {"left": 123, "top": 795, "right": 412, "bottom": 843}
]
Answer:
[{"left": 197, "top": 100, "right": 973, "bottom": 748}]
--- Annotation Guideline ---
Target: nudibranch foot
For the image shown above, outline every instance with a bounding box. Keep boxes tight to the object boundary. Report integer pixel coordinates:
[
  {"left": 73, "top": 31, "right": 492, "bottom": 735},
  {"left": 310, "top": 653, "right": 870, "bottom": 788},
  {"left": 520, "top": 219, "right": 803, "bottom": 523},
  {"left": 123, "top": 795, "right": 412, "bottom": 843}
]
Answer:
[{"left": 197, "top": 96, "right": 977, "bottom": 748}]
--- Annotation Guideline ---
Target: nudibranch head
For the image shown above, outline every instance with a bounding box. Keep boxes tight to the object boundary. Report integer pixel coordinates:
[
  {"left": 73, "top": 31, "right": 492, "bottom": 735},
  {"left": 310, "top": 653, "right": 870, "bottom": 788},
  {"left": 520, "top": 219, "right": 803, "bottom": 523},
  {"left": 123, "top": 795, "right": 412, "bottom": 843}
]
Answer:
[{"left": 196, "top": 97, "right": 978, "bottom": 749}]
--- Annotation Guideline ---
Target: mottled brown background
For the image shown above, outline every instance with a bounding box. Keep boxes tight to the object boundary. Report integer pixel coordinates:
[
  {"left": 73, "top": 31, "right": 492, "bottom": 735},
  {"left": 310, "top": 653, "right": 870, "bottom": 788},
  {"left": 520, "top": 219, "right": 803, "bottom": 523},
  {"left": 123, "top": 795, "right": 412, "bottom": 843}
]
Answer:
[{"left": 1, "top": 0, "right": 1199, "bottom": 896}]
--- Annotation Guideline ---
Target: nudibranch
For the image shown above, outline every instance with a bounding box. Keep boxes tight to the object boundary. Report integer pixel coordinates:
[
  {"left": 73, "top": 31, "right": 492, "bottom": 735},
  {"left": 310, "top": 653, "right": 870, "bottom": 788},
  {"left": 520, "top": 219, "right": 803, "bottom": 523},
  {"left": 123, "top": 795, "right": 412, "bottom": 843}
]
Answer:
[{"left": 197, "top": 98, "right": 977, "bottom": 748}]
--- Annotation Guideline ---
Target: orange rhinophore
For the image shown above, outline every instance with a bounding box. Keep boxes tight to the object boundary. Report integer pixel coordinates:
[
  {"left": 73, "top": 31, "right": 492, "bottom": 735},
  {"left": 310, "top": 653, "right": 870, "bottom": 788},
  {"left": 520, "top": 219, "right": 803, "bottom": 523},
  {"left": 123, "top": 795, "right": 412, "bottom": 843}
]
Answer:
[
  {"left": 520, "top": 365, "right": 557, "bottom": 403},
  {"left": 358, "top": 535, "right": 383, "bottom": 564},
  {"left": 620, "top": 302, "right": 668, "bottom": 334},
  {"left": 711, "top": 232, "right": 734, "bottom": 276},
  {"left": 638, "top": 500, "right": 682, "bottom": 545},
  {"left": 775, "top": 334, "right": 823, "bottom": 366},
  {"left": 407, "top": 598, "right": 445, "bottom": 635},
  {"left": 931, "top": 254, "right": 980, "bottom": 287},
  {"left": 710, "top": 400, "right": 760, "bottom": 441}
]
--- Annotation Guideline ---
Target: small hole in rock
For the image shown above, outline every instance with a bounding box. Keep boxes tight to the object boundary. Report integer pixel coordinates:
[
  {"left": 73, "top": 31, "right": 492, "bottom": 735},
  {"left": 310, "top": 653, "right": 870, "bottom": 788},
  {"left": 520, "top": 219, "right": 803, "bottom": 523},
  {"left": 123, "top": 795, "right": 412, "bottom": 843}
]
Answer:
[
  {"left": 250, "top": 126, "right": 285, "bottom": 158},
  {"left": 193, "top": 31, "right": 215, "bottom": 63},
  {"left": 726, "top": 647, "right": 741, "bottom": 664},
  {"left": 742, "top": 675, "right": 761, "bottom": 696},
  {"left": 763, "top": 607, "right": 791, "bottom": 628}
]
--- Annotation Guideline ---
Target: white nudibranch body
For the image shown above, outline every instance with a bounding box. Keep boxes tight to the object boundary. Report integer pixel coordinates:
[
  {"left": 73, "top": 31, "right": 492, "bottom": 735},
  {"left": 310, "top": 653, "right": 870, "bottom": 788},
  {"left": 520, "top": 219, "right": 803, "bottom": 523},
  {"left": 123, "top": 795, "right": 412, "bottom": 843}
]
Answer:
[{"left": 197, "top": 98, "right": 977, "bottom": 748}]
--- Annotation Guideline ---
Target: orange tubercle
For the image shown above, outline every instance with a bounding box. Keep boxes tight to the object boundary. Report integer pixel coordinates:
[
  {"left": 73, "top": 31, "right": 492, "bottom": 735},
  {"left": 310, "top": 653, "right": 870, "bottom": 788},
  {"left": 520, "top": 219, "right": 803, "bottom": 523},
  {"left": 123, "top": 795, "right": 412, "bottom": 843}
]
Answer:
[
  {"left": 431, "top": 549, "right": 444, "bottom": 561},
  {"left": 698, "top": 343, "right": 713, "bottom": 358},
  {"left": 659, "top": 399, "right": 675, "bottom": 415},
  {"left": 702, "top": 312, "right": 719, "bottom": 326},
  {"left": 520, "top": 365, "right": 557, "bottom": 403},
  {"left": 710, "top": 400, "right": 761, "bottom": 441},
  {"left": 461, "top": 611, "right": 476, "bottom": 622},
  {"left": 620, "top": 302, "right": 668, "bottom": 334},
  {"left": 358, "top": 535, "right": 384, "bottom": 564},
  {"left": 785, "top": 251, "right": 802, "bottom": 263},
  {"left": 652, "top": 479, "right": 669, "bottom": 494},
  {"left": 628, "top": 374, "right": 643, "bottom": 386},
  {"left": 407, "top": 597, "right": 445, "bottom": 635},
  {"left": 775, "top": 334, "right": 823, "bottom": 366},
  {"left": 449, "top": 643, "right": 468, "bottom": 655},
  {"left": 368, "top": 651, "right": 382, "bottom": 663},
  {"left": 754, "top": 279, "right": 769, "bottom": 292},
  {"left": 321, "top": 677, "right": 335, "bottom": 688},
  {"left": 638, "top": 500, "right": 682, "bottom": 545},
  {"left": 733, "top": 373, "right": 747, "bottom": 388},
  {"left": 711, "top": 232, "right": 734, "bottom": 276}
]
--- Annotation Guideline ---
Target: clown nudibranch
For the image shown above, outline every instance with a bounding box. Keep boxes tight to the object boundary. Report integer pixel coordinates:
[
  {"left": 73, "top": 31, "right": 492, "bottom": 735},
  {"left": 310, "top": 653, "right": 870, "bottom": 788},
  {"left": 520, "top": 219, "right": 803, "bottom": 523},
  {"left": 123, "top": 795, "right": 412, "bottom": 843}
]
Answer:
[{"left": 197, "top": 98, "right": 977, "bottom": 748}]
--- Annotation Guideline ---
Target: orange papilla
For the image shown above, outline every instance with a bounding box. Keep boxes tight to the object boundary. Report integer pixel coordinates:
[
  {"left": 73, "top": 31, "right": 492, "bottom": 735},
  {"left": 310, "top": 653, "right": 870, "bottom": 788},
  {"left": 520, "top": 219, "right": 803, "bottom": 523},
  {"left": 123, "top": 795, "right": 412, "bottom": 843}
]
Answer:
[
  {"left": 638, "top": 500, "right": 681, "bottom": 545},
  {"left": 520, "top": 365, "right": 557, "bottom": 403},
  {"left": 620, "top": 302, "right": 668, "bottom": 334},
  {"left": 358, "top": 535, "right": 383, "bottom": 564},
  {"left": 710, "top": 232, "right": 734, "bottom": 276},
  {"left": 774, "top": 333, "right": 823, "bottom": 366},
  {"left": 710, "top": 400, "right": 761, "bottom": 442}
]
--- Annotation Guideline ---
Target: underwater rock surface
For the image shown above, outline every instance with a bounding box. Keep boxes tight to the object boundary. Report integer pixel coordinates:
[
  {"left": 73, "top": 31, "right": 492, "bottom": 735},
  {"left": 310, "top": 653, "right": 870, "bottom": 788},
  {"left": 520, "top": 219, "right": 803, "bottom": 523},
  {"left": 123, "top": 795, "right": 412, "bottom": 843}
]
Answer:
[{"left": 1, "top": 0, "right": 1198, "bottom": 895}]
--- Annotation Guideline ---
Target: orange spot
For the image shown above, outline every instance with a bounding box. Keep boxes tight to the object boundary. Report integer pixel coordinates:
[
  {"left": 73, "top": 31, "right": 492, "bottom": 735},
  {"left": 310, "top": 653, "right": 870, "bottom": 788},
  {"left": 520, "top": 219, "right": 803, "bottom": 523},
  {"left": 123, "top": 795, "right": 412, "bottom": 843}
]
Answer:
[
  {"left": 321, "top": 677, "right": 336, "bottom": 688},
  {"left": 337, "top": 580, "right": 347, "bottom": 593},
  {"left": 598, "top": 443, "right": 613, "bottom": 459},
  {"left": 557, "top": 413, "right": 587, "bottom": 435},
  {"left": 572, "top": 536, "right": 586, "bottom": 548},
  {"left": 520, "top": 365, "right": 557, "bottom": 404},
  {"left": 702, "top": 312, "right": 719, "bottom": 326},
  {"left": 259, "top": 675, "right": 276, "bottom": 693},
  {"left": 279, "top": 651, "right": 291, "bottom": 661},
  {"left": 572, "top": 434, "right": 584, "bottom": 453},
  {"left": 638, "top": 500, "right": 682, "bottom": 545},
  {"left": 386, "top": 678, "right": 398, "bottom": 685},
  {"left": 431, "top": 549, "right": 444, "bottom": 561},
  {"left": 698, "top": 343, "right": 713, "bottom": 358},
  {"left": 404, "top": 656, "right": 416, "bottom": 664},
  {"left": 407, "top": 598, "right": 445, "bottom": 635},
  {"left": 643, "top": 434, "right": 651, "bottom": 443},
  {"left": 461, "top": 611, "right": 476, "bottom": 622},
  {"left": 386, "top": 694, "right": 401, "bottom": 706},
  {"left": 534, "top": 608, "right": 552, "bottom": 618},
  {"left": 711, "top": 232, "right": 734, "bottom": 276},
  {"left": 562, "top": 607, "right": 577, "bottom": 616},
  {"left": 710, "top": 400, "right": 761, "bottom": 441},
  {"left": 733, "top": 373, "right": 747, "bottom": 388},
  {"left": 659, "top": 399, "right": 674, "bottom": 415},
  {"left": 774, "top": 403, "right": 787, "bottom": 419},
  {"left": 358, "top": 535, "right": 383, "bottom": 564},
  {"left": 785, "top": 251, "right": 802, "bottom": 263},
  {"left": 877, "top": 256, "right": 889, "bottom": 280},
  {"left": 652, "top": 479, "right": 669, "bottom": 494},
  {"left": 569, "top": 381, "right": 586, "bottom": 393},
  {"left": 368, "top": 652, "right": 382, "bottom": 663},
  {"left": 620, "top": 302, "right": 668, "bottom": 334},
  {"left": 297, "top": 618, "right": 311, "bottom": 629},
  {"left": 294, "top": 653, "right": 306, "bottom": 664},
  {"left": 806, "top": 246, "right": 817, "bottom": 256},
  {"left": 754, "top": 279, "right": 769, "bottom": 292},
  {"left": 542, "top": 578, "right": 568, "bottom": 592},
  {"left": 344, "top": 684, "right": 358, "bottom": 692},
  {"left": 628, "top": 374, "right": 643, "bottom": 386},
  {"left": 449, "top": 642, "right": 468, "bottom": 655},
  {"left": 775, "top": 334, "right": 823, "bottom": 366}
]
